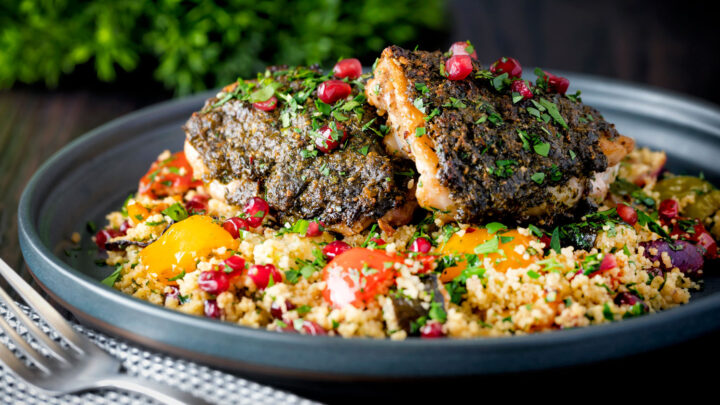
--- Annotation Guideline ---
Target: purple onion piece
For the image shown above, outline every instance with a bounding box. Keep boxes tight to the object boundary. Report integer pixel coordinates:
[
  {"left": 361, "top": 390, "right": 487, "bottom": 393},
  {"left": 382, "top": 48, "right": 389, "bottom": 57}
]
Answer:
[{"left": 640, "top": 240, "right": 704, "bottom": 279}]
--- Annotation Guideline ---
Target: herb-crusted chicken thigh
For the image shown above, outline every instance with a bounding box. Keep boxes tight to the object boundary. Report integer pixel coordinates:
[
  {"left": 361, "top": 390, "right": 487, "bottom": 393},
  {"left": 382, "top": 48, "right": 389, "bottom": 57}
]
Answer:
[
  {"left": 184, "top": 66, "right": 416, "bottom": 235},
  {"left": 366, "top": 45, "right": 634, "bottom": 226}
]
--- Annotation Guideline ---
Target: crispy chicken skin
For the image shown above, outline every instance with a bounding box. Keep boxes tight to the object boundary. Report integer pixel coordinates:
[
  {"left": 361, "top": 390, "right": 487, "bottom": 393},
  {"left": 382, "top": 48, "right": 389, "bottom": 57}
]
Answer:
[
  {"left": 184, "top": 66, "right": 416, "bottom": 235},
  {"left": 367, "top": 45, "right": 634, "bottom": 225}
]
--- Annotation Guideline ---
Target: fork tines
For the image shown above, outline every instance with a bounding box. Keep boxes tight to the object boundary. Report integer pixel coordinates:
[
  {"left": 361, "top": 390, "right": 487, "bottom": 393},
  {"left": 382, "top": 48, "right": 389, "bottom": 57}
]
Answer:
[{"left": 0, "top": 258, "right": 90, "bottom": 379}]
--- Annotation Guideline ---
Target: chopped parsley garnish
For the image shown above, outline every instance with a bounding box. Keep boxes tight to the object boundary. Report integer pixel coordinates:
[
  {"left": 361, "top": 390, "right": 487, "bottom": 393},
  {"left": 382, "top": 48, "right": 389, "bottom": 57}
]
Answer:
[
  {"left": 531, "top": 172, "right": 545, "bottom": 184},
  {"left": 120, "top": 194, "right": 134, "bottom": 217},
  {"left": 485, "top": 222, "right": 507, "bottom": 234},
  {"left": 533, "top": 141, "right": 550, "bottom": 157},
  {"left": 425, "top": 108, "right": 440, "bottom": 121},
  {"left": 548, "top": 164, "right": 562, "bottom": 182},
  {"left": 277, "top": 218, "right": 311, "bottom": 236},
  {"left": 517, "top": 129, "right": 531, "bottom": 150},
  {"left": 300, "top": 149, "right": 318, "bottom": 159},
  {"left": 444, "top": 254, "right": 487, "bottom": 304},
  {"left": 537, "top": 98, "right": 568, "bottom": 129},
  {"left": 491, "top": 72, "right": 509, "bottom": 91},
  {"left": 415, "top": 127, "right": 426, "bottom": 137},
  {"left": 637, "top": 210, "right": 669, "bottom": 239},
  {"left": 550, "top": 227, "right": 561, "bottom": 253},
  {"left": 566, "top": 90, "right": 582, "bottom": 103},
  {"left": 101, "top": 266, "right": 122, "bottom": 287},
  {"left": 474, "top": 236, "right": 499, "bottom": 255},
  {"left": 603, "top": 303, "right": 614, "bottom": 321},
  {"left": 442, "top": 97, "right": 467, "bottom": 109},
  {"left": 162, "top": 203, "right": 189, "bottom": 222},
  {"left": 319, "top": 164, "right": 331, "bottom": 176},
  {"left": 168, "top": 270, "right": 186, "bottom": 281},
  {"left": 528, "top": 224, "right": 543, "bottom": 238},
  {"left": 609, "top": 178, "right": 656, "bottom": 208},
  {"left": 428, "top": 302, "right": 447, "bottom": 322},
  {"left": 488, "top": 159, "right": 518, "bottom": 178}
]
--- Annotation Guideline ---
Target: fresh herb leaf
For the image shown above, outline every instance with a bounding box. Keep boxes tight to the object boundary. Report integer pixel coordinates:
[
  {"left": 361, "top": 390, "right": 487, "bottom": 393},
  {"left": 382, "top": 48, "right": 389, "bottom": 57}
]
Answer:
[
  {"left": 531, "top": 172, "right": 545, "bottom": 184},
  {"left": 533, "top": 142, "right": 550, "bottom": 157},
  {"left": 485, "top": 222, "right": 507, "bottom": 234},
  {"left": 428, "top": 302, "right": 447, "bottom": 322},
  {"left": 550, "top": 227, "right": 561, "bottom": 253},
  {"left": 162, "top": 203, "right": 189, "bottom": 222},
  {"left": 538, "top": 98, "right": 568, "bottom": 129},
  {"left": 474, "top": 236, "right": 499, "bottom": 255},
  {"left": 101, "top": 266, "right": 122, "bottom": 287}
]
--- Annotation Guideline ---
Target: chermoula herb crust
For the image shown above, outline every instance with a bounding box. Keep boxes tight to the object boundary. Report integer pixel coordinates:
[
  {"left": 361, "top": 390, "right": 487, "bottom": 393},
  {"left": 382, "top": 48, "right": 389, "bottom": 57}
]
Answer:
[
  {"left": 185, "top": 66, "right": 414, "bottom": 230},
  {"left": 378, "top": 46, "right": 621, "bottom": 225}
]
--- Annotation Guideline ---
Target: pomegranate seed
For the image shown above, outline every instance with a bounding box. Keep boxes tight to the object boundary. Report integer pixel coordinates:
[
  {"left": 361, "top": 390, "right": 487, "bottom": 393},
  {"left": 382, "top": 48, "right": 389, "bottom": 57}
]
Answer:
[
  {"left": 333, "top": 58, "right": 362, "bottom": 80},
  {"left": 248, "top": 264, "right": 283, "bottom": 290},
  {"left": 370, "top": 237, "right": 386, "bottom": 247},
  {"left": 302, "top": 321, "right": 327, "bottom": 336},
  {"left": 306, "top": 220, "right": 323, "bottom": 237},
  {"left": 420, "top": 321, "right": 445, "bottom": 338},
  {"left": 410, "top": 237, "right": 432, "bottom": 253},
  {"left": 270, "top": 300, "right": 296, "bottom": 319},
  {"left": 510, "top": 80, "right": 533, "bottom": 100},
  {"left": 323, "top": 241, "right": 351, "bottom": 259},
  {"left": 659, "top": 199, "right": 679, "bottom": 220},
  {"left": 118, "top": 220, "right": 131, "bottom": 235},
  {"left": 224, "top": 255, "right": 246, "bottom": 277},
  {"left": 222, "top": 217, "right": 249, "bottom": 238},
  {"left": 315, "top": 124, "right": 348, "bottom": 153},
  {"left": 692, "top": 224, "right": 718, "bottom": 259},
  {"left": 490, "top": 57, "right": 522, "bottom": 78},
  {"left": 445, "top": 55, "right": 473, "bottom": 81},
  {"left": 599, "top": 253, "right": 617, "bottom": 272},
  {"left": 616, "top": 203, "right": 638, "bottom": 226},
  {"left": 317, "top": 80, "right": 352, "bottom": 104},
  {"left": 224, "top": 255, "right": 245, "bottom": 272},
  {"left": 465, "top": 227, "right": 476, "bottom": 233},
  {"left": 613, "top": 292, "right": 639, "bottom": 306},
  {"left": 198, "top": 270, "right": 230, "bottom": 294},
  {"left": 94, "top": 229, "right": 123, "bottom": 250},
  {"left": 165, "top": 285, "right": 179, "bottom": 301},
  {"left": 543, "top": 71, "right": 570, "bottom": 94},
  {"left": 185, "top": 197, "right": 207, "bottom": 215},
  {"left": 253, "top": 96, "right": 278, "bottom": 111},
  {"left": 448, "top": 41, "right": 477, "bottom": 60},
  {"left": 244, "top": 197, "right": 269, "bottom": 228},
  {"left": 204, "top": 300, "right": 222, "bottom": 319},
  {"left": 540, "top": 235, "right": 552, "bottom": 249}
]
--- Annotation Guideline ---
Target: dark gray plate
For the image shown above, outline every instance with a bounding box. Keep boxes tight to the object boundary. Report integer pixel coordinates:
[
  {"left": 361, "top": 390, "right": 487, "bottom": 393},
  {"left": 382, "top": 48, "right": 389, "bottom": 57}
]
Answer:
[{"left": 17, "top": 73, "right": 720, "bottom": 379}]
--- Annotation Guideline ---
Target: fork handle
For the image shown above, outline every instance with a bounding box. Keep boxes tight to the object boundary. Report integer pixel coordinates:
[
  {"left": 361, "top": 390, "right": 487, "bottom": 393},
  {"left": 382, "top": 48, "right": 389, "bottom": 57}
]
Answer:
[{"left": 94, "top": 374, "right": 214, "bottom": 405}]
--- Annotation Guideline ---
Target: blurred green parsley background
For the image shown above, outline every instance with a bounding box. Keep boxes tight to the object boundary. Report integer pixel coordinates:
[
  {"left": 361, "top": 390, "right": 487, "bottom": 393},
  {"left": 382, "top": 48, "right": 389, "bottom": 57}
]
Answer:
[{"left": 0, "top": 0, "right": 447, "bottom": 96}]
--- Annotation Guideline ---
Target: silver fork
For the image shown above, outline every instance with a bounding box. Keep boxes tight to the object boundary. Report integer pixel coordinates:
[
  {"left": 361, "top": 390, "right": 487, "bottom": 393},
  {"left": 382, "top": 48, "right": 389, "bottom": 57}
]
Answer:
[{"left": 0, "top": 258, "right": 213, "bottom": 405}]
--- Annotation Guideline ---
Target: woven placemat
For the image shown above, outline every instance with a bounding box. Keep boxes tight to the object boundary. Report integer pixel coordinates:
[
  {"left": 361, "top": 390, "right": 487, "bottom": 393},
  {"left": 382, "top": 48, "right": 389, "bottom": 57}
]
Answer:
[{"left": 0, "top": 302, "right": 320, "bottom": 404}]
